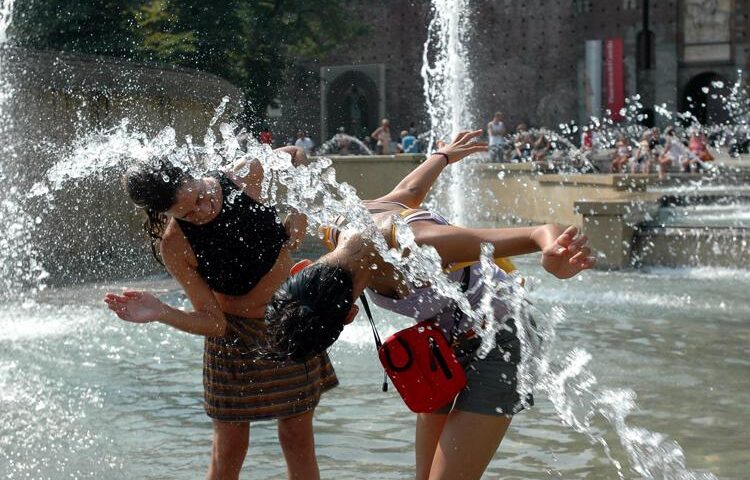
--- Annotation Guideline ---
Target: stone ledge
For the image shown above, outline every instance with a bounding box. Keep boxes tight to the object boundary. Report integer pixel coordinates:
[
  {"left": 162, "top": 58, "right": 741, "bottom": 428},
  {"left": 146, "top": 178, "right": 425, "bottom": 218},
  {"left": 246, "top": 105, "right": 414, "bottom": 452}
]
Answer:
[
  {"left": 574, "top": 199, "right": 659, "bottom": 217},
  {"left": 319, "top": 153, "right": 426, "bottom": 162},
  {"left": 471, "top": 163, "right": 536, "bottom": 172},
  {"left": 538, "top": 173, "right": 650, "bottom": 190},
  {"left": 2, "top": 46, "right": 242, "bottom": 103}
]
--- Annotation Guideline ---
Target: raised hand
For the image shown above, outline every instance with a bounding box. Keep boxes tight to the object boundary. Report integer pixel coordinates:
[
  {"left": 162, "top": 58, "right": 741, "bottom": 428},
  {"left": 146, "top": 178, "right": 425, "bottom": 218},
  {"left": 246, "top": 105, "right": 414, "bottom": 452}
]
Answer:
[
  {"left": 283, "top": 211, "right": 307, "bottom": 251},
  {"left": 438, "top": 129, "right": 489, "bottom": 164},
  {"left": 104, "top": 290, "right": 164, "bottom": 324},
  {"left": 541, "top": 226, "right": 596, "bottom": 279}
]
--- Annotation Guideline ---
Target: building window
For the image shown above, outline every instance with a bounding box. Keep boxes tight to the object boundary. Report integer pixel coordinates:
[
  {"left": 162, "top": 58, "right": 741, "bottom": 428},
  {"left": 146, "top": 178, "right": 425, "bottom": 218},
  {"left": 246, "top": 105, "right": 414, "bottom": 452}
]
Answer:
[
  {"left": 682, "top": 0, "right": 732, "bottom": 63},
  {"left": 574, "top": 0, "right": 592, "bottom": 14}
]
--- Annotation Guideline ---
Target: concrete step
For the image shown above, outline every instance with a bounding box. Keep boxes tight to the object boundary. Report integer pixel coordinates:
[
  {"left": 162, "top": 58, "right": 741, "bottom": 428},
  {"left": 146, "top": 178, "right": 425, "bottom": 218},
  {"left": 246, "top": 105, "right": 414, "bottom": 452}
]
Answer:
[{"left": 633, "top": 225, "right": 750, "bottom": 268}]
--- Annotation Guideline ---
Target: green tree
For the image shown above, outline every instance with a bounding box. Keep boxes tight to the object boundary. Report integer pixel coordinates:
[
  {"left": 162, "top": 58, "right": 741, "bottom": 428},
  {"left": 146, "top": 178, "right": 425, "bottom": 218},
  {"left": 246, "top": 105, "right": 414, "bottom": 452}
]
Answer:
[
  {"left": 11, "top": 0, "right": 365, "bottom": 128},
  {"left": 11, "top": 0, "right": 140, "bottom": 57},
  {"left": 132, "top": 0, "right": 196, "bottom": 63},
  {"left": 225, "top": 0, "right": 367, "bottom": 128}
]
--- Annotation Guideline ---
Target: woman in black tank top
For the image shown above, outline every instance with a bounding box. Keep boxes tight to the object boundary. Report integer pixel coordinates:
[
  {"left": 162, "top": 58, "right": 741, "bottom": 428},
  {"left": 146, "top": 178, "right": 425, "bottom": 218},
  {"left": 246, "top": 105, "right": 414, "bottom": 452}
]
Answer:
[{"left": 103, "top": 146, "right": 337, "bottom": 480}]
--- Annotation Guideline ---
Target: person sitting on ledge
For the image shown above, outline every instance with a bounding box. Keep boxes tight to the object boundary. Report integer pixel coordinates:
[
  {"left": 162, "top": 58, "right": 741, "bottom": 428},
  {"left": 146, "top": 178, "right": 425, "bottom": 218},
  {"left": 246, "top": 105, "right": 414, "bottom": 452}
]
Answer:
[
  {"left": 630, "top": 131, "right": 653, "bottom": 174},
  {"left": 610, "top": 134, "right": 632, "bottom": 173},
  {"left": 659, "top": 127, "right": 699, "bottom": 179}
]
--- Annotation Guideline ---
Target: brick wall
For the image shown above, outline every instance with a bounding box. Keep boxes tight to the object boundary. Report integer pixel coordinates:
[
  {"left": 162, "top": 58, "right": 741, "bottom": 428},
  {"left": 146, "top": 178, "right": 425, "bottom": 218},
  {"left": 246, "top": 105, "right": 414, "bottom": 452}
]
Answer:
[{"left": 276, "top": 0, "right": 746, "bottom": 144}]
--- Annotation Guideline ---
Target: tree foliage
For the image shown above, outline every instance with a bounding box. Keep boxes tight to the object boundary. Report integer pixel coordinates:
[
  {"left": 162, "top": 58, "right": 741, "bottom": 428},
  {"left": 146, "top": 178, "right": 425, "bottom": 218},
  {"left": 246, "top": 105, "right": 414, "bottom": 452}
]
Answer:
[
  {"left": 10, "top": 0, "right": 365, "bottom": 127},
  {"left": 133, "top": 0, "right": 196, "bottom": 63},
  {"left": 11, "top": 0, "right": 141, "bottom": 57}
]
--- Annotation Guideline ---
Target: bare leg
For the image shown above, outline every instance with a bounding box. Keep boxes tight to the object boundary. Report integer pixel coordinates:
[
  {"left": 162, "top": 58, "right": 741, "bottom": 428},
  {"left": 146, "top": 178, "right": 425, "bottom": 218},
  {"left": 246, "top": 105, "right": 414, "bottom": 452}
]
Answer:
[
  {"left": 207, "top": 420, "right": 249, "bottom": 480},
  {"left": 416, "top": 412, "right": 449, "bottom": 480},
  {"left": 642, "top": 159, "right": 652, "bottom": 174},
  {"left": 278, "top": 409, "right": 320, "bottom": 480},
  {"left": 428, "top": 410, "right": 512, "bottom": 480},
  {"left": 658, "top": 157, "right": 670, "bottom": 180}
]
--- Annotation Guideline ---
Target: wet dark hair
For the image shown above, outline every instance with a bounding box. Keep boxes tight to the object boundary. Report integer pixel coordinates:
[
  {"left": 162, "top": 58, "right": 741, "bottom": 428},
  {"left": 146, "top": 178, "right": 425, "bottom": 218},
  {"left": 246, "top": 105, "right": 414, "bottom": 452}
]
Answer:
[
  {"left": 124, "top": 159, "right": 193, "bottom": 263},
  {"left": 265, "top": 263, "right": 354, "bottom": 362}
]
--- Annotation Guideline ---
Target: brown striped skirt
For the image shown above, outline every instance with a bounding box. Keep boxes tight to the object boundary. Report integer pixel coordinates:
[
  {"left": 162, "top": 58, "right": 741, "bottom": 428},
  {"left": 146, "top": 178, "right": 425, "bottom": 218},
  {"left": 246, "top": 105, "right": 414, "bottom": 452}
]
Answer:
[{"left": 203, "top": 314, "right": 338, "bottom": 422}]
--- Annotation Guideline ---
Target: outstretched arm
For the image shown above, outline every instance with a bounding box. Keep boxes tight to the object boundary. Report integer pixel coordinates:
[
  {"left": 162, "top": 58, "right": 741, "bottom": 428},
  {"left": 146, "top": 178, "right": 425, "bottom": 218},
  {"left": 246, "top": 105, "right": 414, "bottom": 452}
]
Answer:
[
  {"left": 104, "top": 225, "right": 228, "bottom": 336},
  {"left": 274, "top": 145, "right": 308, "bottom": 167},
  {"left": 412, "top": 223, "right": 595, "bottom": 279},
  {"left": 374, "top": 129, "right": 487, "bottom": 208}
]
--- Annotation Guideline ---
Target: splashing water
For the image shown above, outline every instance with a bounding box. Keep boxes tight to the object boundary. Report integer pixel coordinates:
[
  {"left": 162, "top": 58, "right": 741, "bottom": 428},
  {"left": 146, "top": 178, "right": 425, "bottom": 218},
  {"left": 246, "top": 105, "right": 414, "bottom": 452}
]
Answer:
[
  {"left": 39, "top": 97, "right": 721, "bottom": 478},
  {"left": 0, "top": 0, "right": 48, "bottom": 298},
  {"left": 416, "top": 1, "right": 722, "bottom": 477},
  {"left": 421, "top": 0, "right": 475, "bottom": 222},
  {"left": 520, "top": 303, "right": 718, "bottom": 480},
  {"left": 0, "top": 0, "right": 13, "bottom": 45},
  {"left": 0, "top": 0, "right": 741, "bottom": 477},
  {"left": 318, "top": 133, "right": 373, "bottom": 156}
]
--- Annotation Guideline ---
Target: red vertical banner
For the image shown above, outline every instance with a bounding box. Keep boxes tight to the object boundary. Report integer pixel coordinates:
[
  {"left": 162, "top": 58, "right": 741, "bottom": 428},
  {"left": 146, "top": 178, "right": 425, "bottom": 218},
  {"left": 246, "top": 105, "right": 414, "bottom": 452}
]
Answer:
[{"left": 605, "top": 38, "right": 624, "bottom": 121}]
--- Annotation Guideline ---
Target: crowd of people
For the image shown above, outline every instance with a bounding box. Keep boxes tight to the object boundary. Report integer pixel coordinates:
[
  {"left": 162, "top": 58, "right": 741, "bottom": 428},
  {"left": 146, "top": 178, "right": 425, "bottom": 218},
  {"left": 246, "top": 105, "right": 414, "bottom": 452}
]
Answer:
[
  {"left": 258, "top": 118, "right": 426, "bottom": 157},
  {"left": 258, "top": 111, "right": 725, "bottom": 179},
  {"left": 608, "top": 127, "right": 714, "bottom": 179},
  {"left": 485, "top": 112, "right": 725, "bottom": 178},
  {"left": 487, "top": 112, "right": 559, "bottom": 164}
]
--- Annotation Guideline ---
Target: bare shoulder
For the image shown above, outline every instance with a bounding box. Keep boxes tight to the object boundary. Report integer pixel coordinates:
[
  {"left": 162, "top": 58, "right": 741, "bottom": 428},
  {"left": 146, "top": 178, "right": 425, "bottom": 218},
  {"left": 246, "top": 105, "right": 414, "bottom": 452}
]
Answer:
[
  {"left": 228, "top": 157, "right": 262, "bottom": 180},
  {"left": 225, "top": 157, "right": 263, "bottom": 194},
  {"left": 160, "top": 220, "right": 196, "bottom": 269}
]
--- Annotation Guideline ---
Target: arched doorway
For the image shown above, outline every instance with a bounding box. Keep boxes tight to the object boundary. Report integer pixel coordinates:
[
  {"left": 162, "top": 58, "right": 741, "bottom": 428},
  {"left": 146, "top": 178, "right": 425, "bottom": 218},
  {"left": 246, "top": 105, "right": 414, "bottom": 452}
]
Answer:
[
  {"left": 326, "top": 71, "right": 379, "bottom": 140},
  {"left": 681, "top": 72, "right": 730, "bottom": 125}
]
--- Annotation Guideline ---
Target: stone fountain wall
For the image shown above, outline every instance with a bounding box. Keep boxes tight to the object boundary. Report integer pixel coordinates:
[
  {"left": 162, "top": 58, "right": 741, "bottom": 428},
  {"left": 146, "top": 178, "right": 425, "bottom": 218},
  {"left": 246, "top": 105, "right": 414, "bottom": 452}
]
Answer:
[{"left": 1, "top": 47, "right": 242, "bottom": 285}]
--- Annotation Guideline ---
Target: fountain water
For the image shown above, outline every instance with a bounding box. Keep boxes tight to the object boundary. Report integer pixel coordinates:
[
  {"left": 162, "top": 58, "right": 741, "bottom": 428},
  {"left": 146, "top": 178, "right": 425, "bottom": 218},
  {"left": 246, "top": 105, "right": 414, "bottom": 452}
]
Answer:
[
  {"left": 317, "top": 132, "right": 373, "bottom": 155},
  {"left": 1, "top": 0, "right": 745, "bottom": 477},
  {"left": 0, "top": 0, "right": 49, "bottom": 298},
  {"left": 37, "top": 90, "right": 721, "bottom": 478},
  {"left": 416, "top": 1, "right": 724, "bottom": 478},
  {"left": 420, "top": 0, "right": 475, "bottom": 222}
]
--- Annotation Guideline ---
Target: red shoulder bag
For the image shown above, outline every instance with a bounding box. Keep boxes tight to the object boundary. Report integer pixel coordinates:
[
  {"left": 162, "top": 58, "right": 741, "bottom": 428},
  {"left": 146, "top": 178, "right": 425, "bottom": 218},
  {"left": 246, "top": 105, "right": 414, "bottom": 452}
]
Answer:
[{"left": 360, "top": 267, "right": 471, "bottom": 413}]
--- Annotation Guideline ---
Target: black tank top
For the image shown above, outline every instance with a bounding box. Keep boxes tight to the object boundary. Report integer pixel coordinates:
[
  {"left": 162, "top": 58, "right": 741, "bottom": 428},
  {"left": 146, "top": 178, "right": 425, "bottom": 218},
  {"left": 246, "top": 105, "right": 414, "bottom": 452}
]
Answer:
[{"left": 176, "top": 171, "right": 289, "bottom": 296}]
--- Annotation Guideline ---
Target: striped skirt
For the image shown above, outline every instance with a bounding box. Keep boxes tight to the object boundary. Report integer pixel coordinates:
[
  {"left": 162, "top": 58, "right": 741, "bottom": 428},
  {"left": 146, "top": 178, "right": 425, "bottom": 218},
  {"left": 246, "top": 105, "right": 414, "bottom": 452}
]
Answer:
[{"left": 203, "top": 314, "right": 338, "bottom": 422}]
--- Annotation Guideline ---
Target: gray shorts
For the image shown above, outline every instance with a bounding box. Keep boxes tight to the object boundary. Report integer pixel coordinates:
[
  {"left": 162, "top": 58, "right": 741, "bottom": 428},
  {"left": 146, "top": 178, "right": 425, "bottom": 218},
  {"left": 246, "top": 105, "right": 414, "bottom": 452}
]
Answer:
[{"left": 436, "top": 319, "right": 533, "bottom": 417}]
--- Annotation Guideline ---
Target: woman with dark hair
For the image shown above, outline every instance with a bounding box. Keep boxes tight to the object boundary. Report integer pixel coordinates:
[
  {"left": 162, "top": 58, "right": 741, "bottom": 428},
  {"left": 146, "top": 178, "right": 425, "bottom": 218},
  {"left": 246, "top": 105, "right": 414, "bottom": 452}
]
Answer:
[
  {"left": 103, "top": 146, "right": 338, "bottom": 480},
  {"left": 265, "top": 130, "right": 595, "bottom": 480}
]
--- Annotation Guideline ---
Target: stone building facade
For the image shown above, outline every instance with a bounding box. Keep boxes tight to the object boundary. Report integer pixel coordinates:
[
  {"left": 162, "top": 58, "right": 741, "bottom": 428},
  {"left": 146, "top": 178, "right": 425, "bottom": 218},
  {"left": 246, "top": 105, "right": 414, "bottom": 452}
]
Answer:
[{"left": 274, "top": 0, "right": 749, "bottom": 145}]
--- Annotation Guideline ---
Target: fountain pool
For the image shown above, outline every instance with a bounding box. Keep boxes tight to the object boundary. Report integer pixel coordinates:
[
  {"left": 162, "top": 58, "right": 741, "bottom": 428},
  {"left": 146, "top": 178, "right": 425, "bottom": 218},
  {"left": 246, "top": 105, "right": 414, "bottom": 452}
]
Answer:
[{"left": 1, "top": 256, "right": 745, "bottom": 479}]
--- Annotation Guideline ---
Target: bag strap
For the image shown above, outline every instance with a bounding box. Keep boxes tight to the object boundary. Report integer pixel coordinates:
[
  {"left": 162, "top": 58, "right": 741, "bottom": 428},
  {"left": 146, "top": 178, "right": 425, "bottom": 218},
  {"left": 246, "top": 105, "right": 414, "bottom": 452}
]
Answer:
[
  {"left": 449, "top": 266, "right": 472, "bottom": 343},
  {"left": 359, "top": 265, "right": 470, "bottom": 392},
  {"left": 359, "top": 294, "right": 388, "bottom": 392},
  {"left": 359, "top": 293, "right": 381, "bottom": 349}
]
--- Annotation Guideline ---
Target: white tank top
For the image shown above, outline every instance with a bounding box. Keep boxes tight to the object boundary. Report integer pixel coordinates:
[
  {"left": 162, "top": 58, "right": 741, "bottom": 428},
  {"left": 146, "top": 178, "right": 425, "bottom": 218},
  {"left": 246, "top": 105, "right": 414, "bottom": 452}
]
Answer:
[
  {"left": 666, "top": 138, "right": 688, "bottom": 159},
  {"left": 489, "top": 121, "right": 506, "bottom": 146},
  {"left": 364, "top": 210, "right": 514, "bottom": 336}
]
